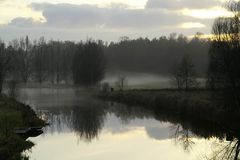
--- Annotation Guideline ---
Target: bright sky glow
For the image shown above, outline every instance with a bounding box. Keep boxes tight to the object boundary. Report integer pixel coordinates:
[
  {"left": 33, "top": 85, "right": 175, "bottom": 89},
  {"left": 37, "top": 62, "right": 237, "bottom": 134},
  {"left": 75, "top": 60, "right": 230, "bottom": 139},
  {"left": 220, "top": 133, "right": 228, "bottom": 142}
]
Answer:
[
  {"left": 0, "top": 1, "right": 44, "bottom": 24},
  {"left": 181, "top": 7, "right": 233, "bottom": 19},
  {"left": 180, "top": 22, "right": 206, "bottom": 29}
]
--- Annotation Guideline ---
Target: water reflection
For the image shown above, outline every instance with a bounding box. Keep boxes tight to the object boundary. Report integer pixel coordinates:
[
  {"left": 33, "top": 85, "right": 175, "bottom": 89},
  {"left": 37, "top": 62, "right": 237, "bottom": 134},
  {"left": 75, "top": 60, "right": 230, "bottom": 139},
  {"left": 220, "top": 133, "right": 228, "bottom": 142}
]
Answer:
[
  {"left": 18, "top": 88, "right": 240, "bottom": 160},
  {"left": 37, "top": 106, "right": 105, "bottom": 142},
  {"left": 36, "top": 102, "right": 154, "bottom": 142},
  {"left": 171, "top": 126, "right": 195, "bottom": 152},
  {"left": 72, "top": 106, "right": 106, "bottom": 142},
  {"left": 205, "top": 139, "right": 239, "bottom": 160},
  {"left": 152, "top": 108, "right": 240, "bottom": 159}
]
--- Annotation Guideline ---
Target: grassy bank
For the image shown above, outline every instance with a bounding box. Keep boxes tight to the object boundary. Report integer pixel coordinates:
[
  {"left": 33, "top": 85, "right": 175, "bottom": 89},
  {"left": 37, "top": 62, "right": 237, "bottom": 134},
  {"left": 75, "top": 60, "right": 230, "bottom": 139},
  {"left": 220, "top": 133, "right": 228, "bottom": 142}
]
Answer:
[
  {"left": 98, "top": 89, "right": 240, "bottom": 131},
  {"left": 0, "top": 95, "right": 45, "bottom": 160}
]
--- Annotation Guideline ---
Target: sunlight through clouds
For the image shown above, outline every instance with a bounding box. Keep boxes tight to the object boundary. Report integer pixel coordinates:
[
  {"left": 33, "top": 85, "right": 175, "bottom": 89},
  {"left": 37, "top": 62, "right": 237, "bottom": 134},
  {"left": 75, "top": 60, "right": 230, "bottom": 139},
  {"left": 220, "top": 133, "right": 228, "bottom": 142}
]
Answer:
[
  {"left": 181, "top": 7, "right": 233, "bottom": 19},
  {"left": 0, "top": 0, "right": 44, "bottom": 24},
  {"left": 180, "top": 22, "right": 206, "bottom": 29}
]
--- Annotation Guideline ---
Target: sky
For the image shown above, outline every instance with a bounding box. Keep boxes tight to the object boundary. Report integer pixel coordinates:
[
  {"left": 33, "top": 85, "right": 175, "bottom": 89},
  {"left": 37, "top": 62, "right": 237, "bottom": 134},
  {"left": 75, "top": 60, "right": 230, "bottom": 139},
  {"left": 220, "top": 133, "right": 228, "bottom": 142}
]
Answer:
[{"left": 0, "top": 0, "right": 231, "bottom": 42}]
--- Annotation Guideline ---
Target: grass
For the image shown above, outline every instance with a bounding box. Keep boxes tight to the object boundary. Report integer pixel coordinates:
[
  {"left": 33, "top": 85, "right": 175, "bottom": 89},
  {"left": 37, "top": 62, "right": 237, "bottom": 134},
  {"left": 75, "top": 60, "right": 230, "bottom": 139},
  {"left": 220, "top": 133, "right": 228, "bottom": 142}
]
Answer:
[
  {"left": 0, "top": 95, "right": 45, "bottom": 160},
  {"left": 98, "top": 89, "right": 240, "bottom": 131}
]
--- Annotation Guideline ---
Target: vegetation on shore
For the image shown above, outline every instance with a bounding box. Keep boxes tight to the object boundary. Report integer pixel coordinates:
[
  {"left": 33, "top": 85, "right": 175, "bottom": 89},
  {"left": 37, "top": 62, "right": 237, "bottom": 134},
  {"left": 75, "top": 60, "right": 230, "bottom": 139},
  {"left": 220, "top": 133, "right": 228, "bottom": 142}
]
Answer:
[
  {"left": 0, "top": 95, "right": 45, "bottom": 160},
  {"left": 98, "top": 89, "right": 240, "bottom": 128}
]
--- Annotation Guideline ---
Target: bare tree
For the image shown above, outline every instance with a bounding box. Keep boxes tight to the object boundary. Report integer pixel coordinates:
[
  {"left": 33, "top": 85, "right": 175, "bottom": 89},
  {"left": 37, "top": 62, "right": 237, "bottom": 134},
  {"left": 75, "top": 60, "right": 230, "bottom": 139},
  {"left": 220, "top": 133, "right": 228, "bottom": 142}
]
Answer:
[
  {"left": 179, "top": 54, "right": 198, "bottom": 90},
  {"left": 0, "top": 41, "right": 12, "bottom": 93},
  {"left": 170, "top": 54, "right": 198, "bottom": 90},
  {"left": 170, "top": 63, "right": 183, "bottom": 89},
  {"left": 34, "top": 37, "right": 48, "bottom": 84},
  {"left": 115, "top": 75, "right": 127, "bottom": 91},
  {"left": 208, "top": 0, "right": 240, "bottom": 109},
  {"left": 19, "top": 36, "right": 33, "bottom": 83}
]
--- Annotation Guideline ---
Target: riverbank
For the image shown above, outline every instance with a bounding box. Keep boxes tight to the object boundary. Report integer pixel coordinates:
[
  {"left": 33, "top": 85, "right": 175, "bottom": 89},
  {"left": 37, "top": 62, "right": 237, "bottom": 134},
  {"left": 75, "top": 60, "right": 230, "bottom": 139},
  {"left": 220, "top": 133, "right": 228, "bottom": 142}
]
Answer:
[
  {"left": 0, "top": 95, "right": 45, "bottom": 160},
  {"left": 98, "top": 89, "right": 240, "bottom": 132}
]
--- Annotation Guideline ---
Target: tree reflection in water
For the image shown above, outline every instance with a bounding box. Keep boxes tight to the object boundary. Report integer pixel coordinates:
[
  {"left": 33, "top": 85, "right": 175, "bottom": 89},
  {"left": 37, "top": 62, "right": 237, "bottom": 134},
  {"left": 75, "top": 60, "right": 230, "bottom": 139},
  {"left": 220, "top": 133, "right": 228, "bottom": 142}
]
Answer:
[
  {"left": 72, "top": 106, "right": 106, "bottom": 142},
  {"left": 171, "top": 125, "right": 195, "bottom": 152},
  {"left": 108, "top": 102, "right": 153, "bottom": 124},
  {"left": 36, "top": 99, "right": 108, "bottom": 142},
  {"left": 171, "top": 123, "right": 240, "bottom": 160},
  {"left": 201, "top": 138, "right": 239, "bottom": 160},
  {"left": 35, "top": 99, "right": 240, "bottom": 159}
]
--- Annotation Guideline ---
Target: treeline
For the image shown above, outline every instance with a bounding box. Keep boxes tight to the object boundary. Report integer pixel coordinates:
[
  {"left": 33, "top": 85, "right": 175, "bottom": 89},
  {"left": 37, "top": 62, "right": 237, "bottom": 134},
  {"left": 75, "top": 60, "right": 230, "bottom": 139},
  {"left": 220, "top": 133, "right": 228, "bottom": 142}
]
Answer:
[
  {"left": 2, "top": 36, "right": 76, "bottom": 84},
  {"left": 105, "top": 33, "right": 210, "bottom": 76},
  {"left": 0, "top": 37, "right": 107, "bottom": 87},
  {"left": 0, "top": 33, "right": 210, "bottom": 89}
]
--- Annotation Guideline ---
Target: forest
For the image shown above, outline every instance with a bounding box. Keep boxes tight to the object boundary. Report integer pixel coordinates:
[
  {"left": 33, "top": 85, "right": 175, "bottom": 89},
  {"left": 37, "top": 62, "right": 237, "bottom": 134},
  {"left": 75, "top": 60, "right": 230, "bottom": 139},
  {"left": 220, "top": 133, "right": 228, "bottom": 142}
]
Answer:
[{"left": 0, "top": 32, "right": 209, "bottom": 89}]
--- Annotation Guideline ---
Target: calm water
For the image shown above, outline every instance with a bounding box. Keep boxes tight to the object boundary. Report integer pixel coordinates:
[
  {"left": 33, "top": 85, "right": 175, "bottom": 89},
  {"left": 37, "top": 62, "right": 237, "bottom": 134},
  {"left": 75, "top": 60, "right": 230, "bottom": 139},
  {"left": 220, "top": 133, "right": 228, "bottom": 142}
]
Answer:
[{"left": 17, "top": 88, "right": 239, "bottom": 160}]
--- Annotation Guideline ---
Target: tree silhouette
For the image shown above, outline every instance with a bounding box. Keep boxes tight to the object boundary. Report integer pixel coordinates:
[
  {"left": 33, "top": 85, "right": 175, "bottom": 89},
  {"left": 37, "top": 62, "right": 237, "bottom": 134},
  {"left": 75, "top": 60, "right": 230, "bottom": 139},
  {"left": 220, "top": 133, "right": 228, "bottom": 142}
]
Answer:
[
  {"left": 208, "top": 0, "right": 240, "bottom": 109},
  {"left": 18, "top": 36, "right": 33, "bottom": 83},
  {"left": 33, "top": 37, "right": 48, "bottom": 84},
  {"left": 0, "top": 41, "right": 11, "bottom": 93},
  {"left": 171, "top": 54, "right": 198, "bottom": 90},
  {"left": 72, "top": 41, "right": 106, "bottom": 86}
]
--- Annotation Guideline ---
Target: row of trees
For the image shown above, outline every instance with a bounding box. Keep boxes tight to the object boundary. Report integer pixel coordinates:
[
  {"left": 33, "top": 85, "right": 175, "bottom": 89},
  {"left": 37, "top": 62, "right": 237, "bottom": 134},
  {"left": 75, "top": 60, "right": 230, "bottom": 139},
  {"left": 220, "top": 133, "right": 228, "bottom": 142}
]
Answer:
[
  {"left": 105, "top": 33, "right": 209, "bottom": 76},
  {"left": 0, "top": 37, "right": 107, "bottom": 93},
  {"left": 0, "top": 33, "right": 210, "bottom": 87},
  {"left": 72, "top": 41, "right": 106, "bottom": 86},
  {"left": 8, "top": 37, "right": 76, "bottom": 84}
]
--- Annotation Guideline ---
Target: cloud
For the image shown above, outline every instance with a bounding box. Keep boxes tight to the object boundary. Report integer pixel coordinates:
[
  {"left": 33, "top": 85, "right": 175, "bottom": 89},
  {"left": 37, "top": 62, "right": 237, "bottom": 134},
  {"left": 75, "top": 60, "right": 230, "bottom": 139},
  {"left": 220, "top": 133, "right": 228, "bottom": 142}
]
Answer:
[
  {"left": 8, "top": 17, "right": 43, "bottom": 28},
  {"left": 145, "top": 0, "right": 222, "bottom": 10},
  {"left": 26, "top": 3, "right": 200, "bottom": 29},
  {"left": 30, "top": 3, "right": 111, "bottom": 28},
  {"left": 0, "top": 2, "right": 217, "bottom": 41}
]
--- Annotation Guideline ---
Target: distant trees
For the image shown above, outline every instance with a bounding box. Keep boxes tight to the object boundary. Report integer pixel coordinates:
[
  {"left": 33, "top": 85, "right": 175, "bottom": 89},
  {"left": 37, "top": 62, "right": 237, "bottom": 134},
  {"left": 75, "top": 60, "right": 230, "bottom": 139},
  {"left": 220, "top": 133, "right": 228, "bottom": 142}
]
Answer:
[
  {"left": 33, "top": 37, "right": 48, "bottom": 84},
  {"left": 171, "top": 54, "right": 198, "bottom": 90},
  {"left": 0, "top": 37, "right": 105, "bottom": 87},
  {"left": 0, "top": 32, "right": 209, "bottom": 88},
  {"left": 46, "top": 40, "right": 76, "bottom": 84},
  {"left": 18, "top": 36, "right": 33, "bottom": 83},
  {"left": 208, "top": 0, "right": 240, "bottom": 109},
  {"left": 0, "top": 41, "right": 11, "bottom": 93},
  {"left": 105, "top": 34, "right": 209, "bottom": 76},
  {"left": 72, "top": 41, "right": 106, "bottom": 86}
]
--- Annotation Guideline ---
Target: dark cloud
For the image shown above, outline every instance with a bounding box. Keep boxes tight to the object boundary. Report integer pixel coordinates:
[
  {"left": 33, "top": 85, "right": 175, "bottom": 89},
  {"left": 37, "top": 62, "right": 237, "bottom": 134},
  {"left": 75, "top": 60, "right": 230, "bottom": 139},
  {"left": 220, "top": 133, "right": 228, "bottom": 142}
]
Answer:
[{"left": 145, "top": 0, "right": 221, "bottom": 10}]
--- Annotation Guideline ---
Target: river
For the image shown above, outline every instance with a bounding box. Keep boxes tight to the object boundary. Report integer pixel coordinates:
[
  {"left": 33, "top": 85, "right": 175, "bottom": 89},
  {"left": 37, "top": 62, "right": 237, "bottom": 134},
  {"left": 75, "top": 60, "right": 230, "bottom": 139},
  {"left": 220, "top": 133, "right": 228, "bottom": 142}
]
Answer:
[{"left": 17, "top": 87, "right": 239, "bottom": 160}]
